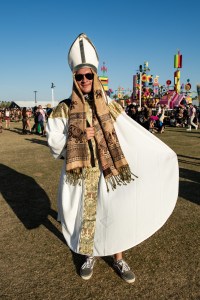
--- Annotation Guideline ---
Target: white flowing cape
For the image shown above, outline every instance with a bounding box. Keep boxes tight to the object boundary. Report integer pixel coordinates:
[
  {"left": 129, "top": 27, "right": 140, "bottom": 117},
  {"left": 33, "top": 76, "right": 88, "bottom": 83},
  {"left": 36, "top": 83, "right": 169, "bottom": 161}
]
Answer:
[{"left": 46, "top": 101, "right": 179, "bottom": 256}]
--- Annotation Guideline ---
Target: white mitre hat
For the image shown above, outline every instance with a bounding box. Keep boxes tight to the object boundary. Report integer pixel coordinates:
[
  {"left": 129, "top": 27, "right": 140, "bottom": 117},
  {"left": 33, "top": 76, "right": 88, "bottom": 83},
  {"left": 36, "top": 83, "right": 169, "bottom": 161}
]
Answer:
[{"left": 68, "top": 33, "right": 99, "bottom": 73}]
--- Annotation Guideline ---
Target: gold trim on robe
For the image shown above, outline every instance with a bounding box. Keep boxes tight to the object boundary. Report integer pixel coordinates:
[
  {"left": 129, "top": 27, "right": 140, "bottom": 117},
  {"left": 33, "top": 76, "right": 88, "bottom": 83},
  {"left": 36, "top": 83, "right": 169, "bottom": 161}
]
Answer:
[
  {"left": 108, "top": 100, "right": 124, "bottom": 121},
  {"left": 79, "top": 166, "right": 100, "bottom": 254},
  {"left": 49, "top": 102, "right": 70, "bottom": 119},
  {"left": 78, "top": 101, "right": 100, "bottom": 255}
]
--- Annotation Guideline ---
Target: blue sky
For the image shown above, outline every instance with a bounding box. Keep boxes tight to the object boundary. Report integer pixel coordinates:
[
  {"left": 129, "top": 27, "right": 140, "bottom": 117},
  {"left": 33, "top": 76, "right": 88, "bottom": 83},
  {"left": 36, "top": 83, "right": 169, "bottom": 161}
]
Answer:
[{"left": 0, "top": 0, "right": 199, "bottom": 103}]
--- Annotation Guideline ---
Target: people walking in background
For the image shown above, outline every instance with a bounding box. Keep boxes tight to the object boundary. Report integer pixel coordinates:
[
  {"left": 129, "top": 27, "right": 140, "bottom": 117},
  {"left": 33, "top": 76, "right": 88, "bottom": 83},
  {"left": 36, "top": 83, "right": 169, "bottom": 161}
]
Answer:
[
  {"left": 22, "top": 107, "right": 32, "bottom": 134},
  {"left": 31, "top": 106, "right": 39, "bottom": 134},
  {"left": 37, "top": 105, "right": 46, "bottom": 136},
  {"left": 4, "top": 108, "right": 11, "bottom": 129},
  {"left": 186, "top": 103, "right": 198, "bottom": 131},
  {"left": 22, "top": 107, "right": 27, "bottom": 134},
  {"left": 194, "top": 105, "right": 199, "bottom": 129},
  {"left": 157, "top": 105, "right": 166, "bottom": 133},
  {"left": 46, "top": 104, "right": 53, "bottom": 122},
  {"left": 0, "top": 110, "right": 3, "bottom": 133},
  {"left": 176, "top": 107, "right": 185, "bottom": 127}
]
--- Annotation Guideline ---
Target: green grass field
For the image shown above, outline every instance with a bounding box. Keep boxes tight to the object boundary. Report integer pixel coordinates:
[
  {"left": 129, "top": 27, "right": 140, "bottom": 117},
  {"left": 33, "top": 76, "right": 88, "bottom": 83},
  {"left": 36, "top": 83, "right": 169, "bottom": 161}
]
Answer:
[{"left": 0, "top": 121, "right": 199, "bottom": 300}]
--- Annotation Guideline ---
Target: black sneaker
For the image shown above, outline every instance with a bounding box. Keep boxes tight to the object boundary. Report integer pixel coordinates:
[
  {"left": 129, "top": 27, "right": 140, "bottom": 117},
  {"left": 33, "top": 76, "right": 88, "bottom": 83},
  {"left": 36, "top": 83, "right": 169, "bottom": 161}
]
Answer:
[
  {"left": 80, "top": 256, "right": 95, "bottom": 280},
  {"left": 113, "top": 259, "right": 135, "bottom": 283}
]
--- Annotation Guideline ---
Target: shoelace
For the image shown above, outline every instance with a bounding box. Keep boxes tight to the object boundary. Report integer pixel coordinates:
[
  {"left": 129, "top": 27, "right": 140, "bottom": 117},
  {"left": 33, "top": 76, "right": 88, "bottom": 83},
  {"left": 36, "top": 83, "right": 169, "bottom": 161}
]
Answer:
[
  {"left": 117, "top": 260, "right": 130, "bottom": 273},
  {"left": 82, "top": 257, "right": 94, "bottom": 269}
]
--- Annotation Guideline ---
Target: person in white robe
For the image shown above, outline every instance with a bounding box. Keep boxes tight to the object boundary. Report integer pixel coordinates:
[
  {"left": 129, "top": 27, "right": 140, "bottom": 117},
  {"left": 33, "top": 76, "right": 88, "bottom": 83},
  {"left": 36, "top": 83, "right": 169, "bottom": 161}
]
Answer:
[{"left": 46, "top": 33, "right": 179, "bottom": 284}]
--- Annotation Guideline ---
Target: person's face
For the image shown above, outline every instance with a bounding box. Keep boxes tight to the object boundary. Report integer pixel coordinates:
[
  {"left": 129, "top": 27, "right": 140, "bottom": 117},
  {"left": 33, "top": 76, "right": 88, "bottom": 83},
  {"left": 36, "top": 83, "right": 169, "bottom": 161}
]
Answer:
[{"left": 75, "top": 67, "right": 93, "bottom": 94}]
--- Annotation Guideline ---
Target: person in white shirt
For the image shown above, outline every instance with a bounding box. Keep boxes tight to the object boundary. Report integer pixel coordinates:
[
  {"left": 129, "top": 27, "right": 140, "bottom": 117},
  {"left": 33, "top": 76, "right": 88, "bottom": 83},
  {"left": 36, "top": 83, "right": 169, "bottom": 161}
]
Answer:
[
  {"left": 4, "top": 108, "right": 11, "bottom": 129},
  {"left": 186, "top": 103, "right": 198, "bottom": 131}
]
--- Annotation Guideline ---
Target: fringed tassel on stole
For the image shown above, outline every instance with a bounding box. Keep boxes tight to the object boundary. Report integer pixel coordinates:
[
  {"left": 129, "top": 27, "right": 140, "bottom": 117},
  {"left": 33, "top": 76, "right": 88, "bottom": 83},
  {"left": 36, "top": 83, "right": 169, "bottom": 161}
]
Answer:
[
  {"left": 65, "top": 168, "right": 88, "bottom": 186},
  {"left": 66, "top": 166, "right": 138, "bottom": 192},
  {"left": 65, "top": 167, "right": 100, "bottom": 186},
  {"left": 105, "top": 166, "right": 138, "bottom": 192}
]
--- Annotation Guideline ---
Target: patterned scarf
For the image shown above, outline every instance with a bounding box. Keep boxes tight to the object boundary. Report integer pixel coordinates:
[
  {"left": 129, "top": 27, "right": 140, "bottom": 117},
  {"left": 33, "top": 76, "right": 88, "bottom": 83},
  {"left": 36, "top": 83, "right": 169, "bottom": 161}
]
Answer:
[{"left": 66, "top": 70, "right": 134, "bottom": 190}]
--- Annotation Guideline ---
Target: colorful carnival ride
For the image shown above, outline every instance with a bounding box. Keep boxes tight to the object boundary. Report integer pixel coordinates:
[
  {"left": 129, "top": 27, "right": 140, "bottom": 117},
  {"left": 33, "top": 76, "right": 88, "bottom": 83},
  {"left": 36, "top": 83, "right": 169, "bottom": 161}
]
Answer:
[{"left": 132, "top": 51, "right": 192, "bottom": 108}]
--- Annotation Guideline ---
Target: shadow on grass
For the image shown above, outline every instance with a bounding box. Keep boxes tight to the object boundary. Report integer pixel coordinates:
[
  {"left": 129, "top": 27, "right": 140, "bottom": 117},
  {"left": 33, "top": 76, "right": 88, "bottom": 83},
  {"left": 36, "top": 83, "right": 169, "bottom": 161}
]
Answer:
[
  {"left": 179, "top": 167, "right": 200, "bottom": 205},
  {"left": 0, "top": 164, "right": 105, "bottom": 274},
  {"left": 0, "top": 163, "right": 65, "bottom": 242},
  {"left": 178, "top": 154, "right": 200, "bottom": 161},
  {"left": 25, "top": 138, "right": 48, "bottom": 146},
  {"left": 2, "top": 127, "right": 23, "bottom": 135},
  {"left": 178, "top": 159, "right": 200, "bottom": 166},
  {"left": 179, "top": 167, "right": 200, "bottom": 183},
  {"left": 70, "top": 251, "right": 85, "bottom": 275},
  {"left": 6, "top": 128, "right": 48, "bottom": 144},
  {"left": 178, "top": 154, "right": 200, "bottom": 166}
]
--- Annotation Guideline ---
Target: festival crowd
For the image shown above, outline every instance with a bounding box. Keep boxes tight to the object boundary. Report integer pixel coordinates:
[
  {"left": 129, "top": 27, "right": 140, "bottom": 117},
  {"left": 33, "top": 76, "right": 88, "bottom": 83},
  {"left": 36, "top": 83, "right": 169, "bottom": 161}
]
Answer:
[
  {"left": 125, "top": 101, "right": 199, "bottom": 133},
  {"left": 0, "top": 105, "right": 52, "bottom": 135},
  {"left": 0, "top": 101, "right": 199, "bottom": 135}
]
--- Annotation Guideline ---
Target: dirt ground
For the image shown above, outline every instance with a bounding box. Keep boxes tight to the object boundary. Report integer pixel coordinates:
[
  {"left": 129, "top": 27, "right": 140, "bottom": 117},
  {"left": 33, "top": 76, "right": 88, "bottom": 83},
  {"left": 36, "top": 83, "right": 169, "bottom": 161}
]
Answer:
[{"left": 0, "top": 121, "right": 199, "bottom": 300}]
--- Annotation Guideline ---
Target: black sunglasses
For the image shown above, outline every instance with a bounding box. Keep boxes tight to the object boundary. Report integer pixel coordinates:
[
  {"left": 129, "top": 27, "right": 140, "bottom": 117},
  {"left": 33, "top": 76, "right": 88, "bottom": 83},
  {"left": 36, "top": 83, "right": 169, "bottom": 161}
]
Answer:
[{"left": 75, "top": 73, "right": 94, "bottom": 81}]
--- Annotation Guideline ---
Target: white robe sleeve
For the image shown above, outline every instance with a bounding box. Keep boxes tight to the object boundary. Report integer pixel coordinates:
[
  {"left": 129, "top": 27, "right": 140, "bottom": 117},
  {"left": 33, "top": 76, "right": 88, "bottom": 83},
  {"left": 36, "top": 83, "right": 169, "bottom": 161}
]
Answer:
[{"left": 46, "top": 103, "right": 69, "bottom": 159}]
